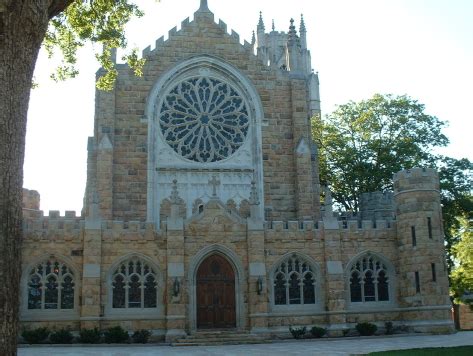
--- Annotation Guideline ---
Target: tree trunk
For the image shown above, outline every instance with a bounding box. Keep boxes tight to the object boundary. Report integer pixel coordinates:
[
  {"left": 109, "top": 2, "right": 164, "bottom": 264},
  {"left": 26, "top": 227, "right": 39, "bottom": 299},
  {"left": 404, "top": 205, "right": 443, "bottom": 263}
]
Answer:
[{"left": 0, "top": 2, "right": 50, "bottom": 354}]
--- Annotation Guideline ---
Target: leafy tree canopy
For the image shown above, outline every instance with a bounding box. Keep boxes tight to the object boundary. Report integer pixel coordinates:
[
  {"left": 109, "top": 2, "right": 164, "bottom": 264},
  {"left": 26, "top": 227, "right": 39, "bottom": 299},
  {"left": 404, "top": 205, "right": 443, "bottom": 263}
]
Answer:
[
  {"left": 312, "top": 93, "right": 450, "bottom": 211},
  {"left": 312, "top": 93, "right": 472, "bottom": 302},
  {"left": 450, "top": 215, "right": 473, "bottom": 305},
  {"left": 44, "top": 0, "right": 153, "bottom": 90}
]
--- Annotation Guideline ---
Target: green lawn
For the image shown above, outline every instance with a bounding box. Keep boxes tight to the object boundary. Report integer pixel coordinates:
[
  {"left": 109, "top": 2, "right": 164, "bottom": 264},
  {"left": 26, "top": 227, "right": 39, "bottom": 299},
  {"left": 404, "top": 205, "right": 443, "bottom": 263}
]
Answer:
[{"left": 368, "top": 346, "right": 473, "bottom": 355}]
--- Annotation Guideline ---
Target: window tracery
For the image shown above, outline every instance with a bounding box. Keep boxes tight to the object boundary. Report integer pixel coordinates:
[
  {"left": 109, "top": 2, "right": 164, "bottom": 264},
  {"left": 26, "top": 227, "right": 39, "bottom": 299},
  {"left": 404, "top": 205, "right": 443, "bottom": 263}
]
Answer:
[
  {"left": 27, "top": 259, "right": 75, "bottom": 310},
  {"left": 159, "top": 76, "right": 250, "bottom": 163},
  {"left": 273, "top": 255, "right": 316, "bottom": 306},
  {"left": 349, "top": 254, "right": 390, "bottom": 303},
  {"left": 111, "top": 257, "right": 158, "bottom": 309}
]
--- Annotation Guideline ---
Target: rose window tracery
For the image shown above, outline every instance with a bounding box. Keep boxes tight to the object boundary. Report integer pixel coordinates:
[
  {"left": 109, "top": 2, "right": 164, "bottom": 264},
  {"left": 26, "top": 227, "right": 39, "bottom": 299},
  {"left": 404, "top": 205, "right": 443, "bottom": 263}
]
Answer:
[{"left": 158, "top": 76, "right": 250, "bottom": 163}]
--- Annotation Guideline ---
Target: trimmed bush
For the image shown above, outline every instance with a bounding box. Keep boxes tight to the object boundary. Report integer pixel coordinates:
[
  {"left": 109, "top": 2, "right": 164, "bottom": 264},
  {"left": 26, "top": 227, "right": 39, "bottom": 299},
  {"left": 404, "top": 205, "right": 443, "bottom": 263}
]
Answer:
[
  {"left": 310, "top": 326, "right": 327, "bottom": 338},
  {"left": 49, "top": 329, "right": 74, "bottom": 344},
  {"left": 385, "top": 321, "right": 394, "bottom": 335},
  {"left": 21, "top": 327, "right": 50, "bottom": 344},
  {"left": 132, "top": 329, "right": 152, "bottom": 344},
  {"left": 356, "top": 322, "right": 378, "bottom": 336},
  {"left": 289, "top": 326, "right": 307, "bottom": 339},
  {"left": 104, "top": 326, "right": 129, "bottom": 343},
  {"left": 79, "top": 328, "right": 101, "bottom": 344}
]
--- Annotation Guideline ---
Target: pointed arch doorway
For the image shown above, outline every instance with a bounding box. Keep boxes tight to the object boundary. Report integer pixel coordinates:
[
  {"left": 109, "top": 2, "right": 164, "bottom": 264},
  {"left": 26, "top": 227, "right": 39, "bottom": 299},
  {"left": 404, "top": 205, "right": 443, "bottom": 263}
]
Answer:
[{"left": 196, "top": 254, "right": 236, "bottom": 329}]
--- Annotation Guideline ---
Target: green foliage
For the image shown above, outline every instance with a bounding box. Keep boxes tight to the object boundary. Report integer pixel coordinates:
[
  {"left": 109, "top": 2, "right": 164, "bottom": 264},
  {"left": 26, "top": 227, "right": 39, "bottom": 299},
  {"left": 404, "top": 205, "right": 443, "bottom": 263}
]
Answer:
[
  {"left": 45, "top": 0, "right": 149, "bottom": 90},
  {"left": 436, "top": 157, "right": 473, "bottom": 272},
  {"left": 356, "top": 322, "right": 378, "bottom": 336},
  {"left": 310, "top": 326, "right": 327, "bottom": 338},
  {"left": 312, "top": 94, "right": 448, "bottom": 211},
  {"left": 79, "top": 328, "right": 102, "bottom": 344},
  {"left": 450, "top": 216, "right": 473, "bottom": 304},
  {"left": 132, "top": 329, "right": 152, "bottom": 343},
  {"left": 384, "top": 321, "right": 394, "bottom": 335},
  {"left": 342, "top": 328, "right": 350, "bottom": 336},
  {"left": 49, "top": 329, "right": 74, "bottom": 344},
  {"left": 103, "top": 326, "right": 129, "bottom": 343},
  {"left": 312, "top": 94, "right": 473, "bottom": 299},
  {"left": 21, "top": 327, "right": 50, "bottom": 344},
  {"left": 289, "top": 326, "right": 307, "bottom": 339}
]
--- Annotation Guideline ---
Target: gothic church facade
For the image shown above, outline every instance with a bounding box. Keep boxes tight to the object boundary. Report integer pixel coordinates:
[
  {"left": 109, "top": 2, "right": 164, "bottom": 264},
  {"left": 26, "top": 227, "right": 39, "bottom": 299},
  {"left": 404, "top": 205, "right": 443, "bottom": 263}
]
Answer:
[{"left": 21, "top": 1, "right": 454, "bottom": 341}]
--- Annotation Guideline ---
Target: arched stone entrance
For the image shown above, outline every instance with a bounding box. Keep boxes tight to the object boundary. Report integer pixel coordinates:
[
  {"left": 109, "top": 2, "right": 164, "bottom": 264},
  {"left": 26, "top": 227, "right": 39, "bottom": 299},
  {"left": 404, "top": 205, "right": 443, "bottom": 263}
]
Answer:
[{"left": 196, "top": 254, "right": 236, "bottom": 329}]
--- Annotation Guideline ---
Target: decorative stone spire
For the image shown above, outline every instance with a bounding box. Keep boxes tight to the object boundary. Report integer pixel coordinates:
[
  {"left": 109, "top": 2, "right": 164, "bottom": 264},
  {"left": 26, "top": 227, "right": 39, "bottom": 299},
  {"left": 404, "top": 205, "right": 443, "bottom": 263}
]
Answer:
[
  {"left": 249, "top": 181, "right": 260, "bottom": 206},
  {"left": 287, "top": 18, "right": 297, "bottom": 45},
  {"left": 170, "top": 179, "right": 179, "bottom": 204},
  {"left": 198, "top": 0, "right": 210, "bottom": 12},
  {"left": 86, "top": 188, "right": 101, "bottom": 229},
  {"left": 251, "top": 30, "right": 256, "bottom": 46},
  {"left": 299, "top": 14, "right": 307, "bottom": 49},
  {"left": 272, "top": 19, "right": 275, "bottom": 32},
  {"left": 249, "top": 180, "right": 262, "bottom": 221},
  {"left": 257, "top": 11, "right": 265, "bottom": 32},
  {"left": 170, "top": 179, "right": 181, "bottom": 219},
  {"left": 323, "top": 185, "right": 334, "bottom": 217}
]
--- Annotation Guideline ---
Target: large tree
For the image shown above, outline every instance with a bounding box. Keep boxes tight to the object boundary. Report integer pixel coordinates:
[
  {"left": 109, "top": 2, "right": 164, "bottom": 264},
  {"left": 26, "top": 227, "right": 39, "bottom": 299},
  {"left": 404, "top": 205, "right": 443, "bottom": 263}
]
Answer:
[
  {"left": 0, "top": 1, "right": 145, "bottom": 354},
  {"left": 312, "top": 93, "right": 472, "bottom": 301},
  {"left": 311, "top": 94, "right": 449, "bottom": 211}
]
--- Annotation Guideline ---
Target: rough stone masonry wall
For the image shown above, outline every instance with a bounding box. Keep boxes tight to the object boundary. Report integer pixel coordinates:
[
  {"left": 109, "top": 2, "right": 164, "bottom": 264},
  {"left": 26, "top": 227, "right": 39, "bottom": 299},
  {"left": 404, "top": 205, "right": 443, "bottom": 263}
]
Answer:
[
  {"left": 90, "top": 11, "right": 314, "bottom": 221},
  {"left": 21, "top": 211, "right": 84, "bottom": 331}
]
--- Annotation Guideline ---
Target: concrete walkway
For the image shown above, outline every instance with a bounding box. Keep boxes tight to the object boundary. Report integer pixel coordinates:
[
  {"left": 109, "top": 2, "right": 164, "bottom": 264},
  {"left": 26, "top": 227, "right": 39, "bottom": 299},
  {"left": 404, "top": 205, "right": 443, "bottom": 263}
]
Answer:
[{"left": 18, "top": 331, "right": 473, "bottom": 355}]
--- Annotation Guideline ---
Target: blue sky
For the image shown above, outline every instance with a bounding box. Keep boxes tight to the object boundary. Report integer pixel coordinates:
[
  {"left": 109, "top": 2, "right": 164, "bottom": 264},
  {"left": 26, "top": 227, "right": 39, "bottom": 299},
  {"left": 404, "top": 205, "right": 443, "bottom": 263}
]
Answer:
[{"left": 24, "top": 0, "right": 473, "bottom": 213}]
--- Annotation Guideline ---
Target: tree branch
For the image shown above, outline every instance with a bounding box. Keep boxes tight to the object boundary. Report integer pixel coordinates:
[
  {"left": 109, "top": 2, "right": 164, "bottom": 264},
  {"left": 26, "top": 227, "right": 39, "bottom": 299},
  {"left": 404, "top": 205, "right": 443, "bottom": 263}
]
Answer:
[{"left": 47, "top": 0, "right": 74, "bottom": 19}]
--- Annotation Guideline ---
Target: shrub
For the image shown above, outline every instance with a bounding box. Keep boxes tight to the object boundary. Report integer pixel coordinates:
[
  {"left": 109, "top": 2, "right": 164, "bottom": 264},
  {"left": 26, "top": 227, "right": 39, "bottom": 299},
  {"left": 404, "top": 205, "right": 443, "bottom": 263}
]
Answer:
[
  {"left": 104, "top": 326, "right": 129, "bottom": 343},
  {"left": 132, "top": 329, "right": 152, "bottom": 344},
  {"left": 385, "top": 321, "right": 394, "bottom": 335},
  {"left": 356, "top": 322, "right": 378, "bottom": 336},
  {"left": 310, "top": 326, "right": 327, "bottom": 338},
  {"left": 342, "top": 328, "right": 350, "bottom": 337},
  {"left": 21, "top": 327, "right": 50, "bottom": 344},
  {"left": 79, "top": 328, "right": 101, "bottom": 344},
  {"left": 49, "top": 329, "right": 74, "bottom": 344},
  {"left": 289, "top": 326, "right": 307, "bottom": 339}
]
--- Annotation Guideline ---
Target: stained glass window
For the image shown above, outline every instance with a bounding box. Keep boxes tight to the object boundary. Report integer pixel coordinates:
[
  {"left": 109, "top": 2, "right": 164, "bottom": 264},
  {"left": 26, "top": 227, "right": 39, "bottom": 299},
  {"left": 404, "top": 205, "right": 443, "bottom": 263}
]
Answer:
[
  {"left": 111, "top": 257, "right": 158, "bottom": 309},
  {"left": 159, "top": 76, "right": 250, "bottom": 163},
  {"left": 349, "top": 254, "right": 391, "bottom": 303},
  {"left": 273, "top": 255, "right": 316, "bottom": 306},
  {"left": 27, "top": 259, "right": 75, "bottom": 310}
]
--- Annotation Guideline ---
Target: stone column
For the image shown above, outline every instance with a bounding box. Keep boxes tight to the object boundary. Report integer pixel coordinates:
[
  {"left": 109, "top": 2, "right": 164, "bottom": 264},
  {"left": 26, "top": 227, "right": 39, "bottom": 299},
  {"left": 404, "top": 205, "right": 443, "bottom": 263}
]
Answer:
[
  {"left": 96, "top": 134, "right": 113, "bottom": 220},
  {"left": 80, "top": 194, "right": 103, "bottom": 329},
  {"left": 165, "top": 180, "right": 187, "bottom": 342},
  {"left": 247, "top": 181, "right": 268, "bottom": 333},
  {"left": 322, "top": 188, "right": 346, "bottom": 335},
  {"left": 291, "top": 78, "right": 316, "bottom": 220}
]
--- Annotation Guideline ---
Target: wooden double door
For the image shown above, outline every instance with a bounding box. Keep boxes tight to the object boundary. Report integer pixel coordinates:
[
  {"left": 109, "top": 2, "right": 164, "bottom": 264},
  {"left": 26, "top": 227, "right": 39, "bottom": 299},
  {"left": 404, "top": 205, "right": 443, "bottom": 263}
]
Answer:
[{"left": 196, "top": 254, "right": 236, "bottom": 329}]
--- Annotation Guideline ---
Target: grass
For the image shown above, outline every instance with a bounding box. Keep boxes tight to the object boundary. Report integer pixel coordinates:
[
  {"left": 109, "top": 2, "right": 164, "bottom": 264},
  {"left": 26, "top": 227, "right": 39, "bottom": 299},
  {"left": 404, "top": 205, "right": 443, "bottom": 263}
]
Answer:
[{"left": 368, "top": 346, "right": 473, "bottom": 355}]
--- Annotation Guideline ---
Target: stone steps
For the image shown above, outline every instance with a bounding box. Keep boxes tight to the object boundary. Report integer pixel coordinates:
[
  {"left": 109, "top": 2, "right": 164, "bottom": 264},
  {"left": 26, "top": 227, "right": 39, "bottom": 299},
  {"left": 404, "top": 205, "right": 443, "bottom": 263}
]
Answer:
[{"left": 172, "top": 330, "right": 271, "bottom": 346}]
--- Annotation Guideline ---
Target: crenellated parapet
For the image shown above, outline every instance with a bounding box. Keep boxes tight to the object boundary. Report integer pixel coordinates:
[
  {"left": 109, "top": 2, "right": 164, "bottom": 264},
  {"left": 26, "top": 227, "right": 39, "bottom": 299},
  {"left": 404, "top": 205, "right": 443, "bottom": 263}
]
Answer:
[
  {"left": 265, "top": 219, "right": 396, "bottom": 233},
  {"left": 23, "top": 210, "right": 83, "bottom": 240},
  {"left": 100, "top": 220, "right": 158, "bottom": 241}
]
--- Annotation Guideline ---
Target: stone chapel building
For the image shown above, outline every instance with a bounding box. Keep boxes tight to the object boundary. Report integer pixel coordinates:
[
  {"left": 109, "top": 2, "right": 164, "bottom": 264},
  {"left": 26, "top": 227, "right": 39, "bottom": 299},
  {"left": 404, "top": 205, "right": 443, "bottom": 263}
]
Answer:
[{"left": 21, "top": 0, "right": 454, "bottom": 341}]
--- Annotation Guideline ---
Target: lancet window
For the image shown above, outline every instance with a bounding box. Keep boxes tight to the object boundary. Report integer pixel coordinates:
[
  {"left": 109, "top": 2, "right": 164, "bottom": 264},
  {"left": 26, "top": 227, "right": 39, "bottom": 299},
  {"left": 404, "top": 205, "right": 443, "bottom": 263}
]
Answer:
[
  {"left": 111, "top": 257, "right": 158, "bottom": 309},
  {"left": 349, "top": 254, "right": 391, "bottom": 303},
  {"left": 27, "top": 259, "right": 75, "bottom": 310},
  {"left": 273, "top": 255, "right": 316, "bottom": 306}
]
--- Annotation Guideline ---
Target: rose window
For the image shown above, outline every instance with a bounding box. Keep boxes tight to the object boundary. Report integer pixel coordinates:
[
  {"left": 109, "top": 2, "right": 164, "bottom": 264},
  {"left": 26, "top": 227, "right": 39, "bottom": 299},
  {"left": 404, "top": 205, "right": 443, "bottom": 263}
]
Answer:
[{"left": 158, "top": 77, "right": 250, "bottom": 163}]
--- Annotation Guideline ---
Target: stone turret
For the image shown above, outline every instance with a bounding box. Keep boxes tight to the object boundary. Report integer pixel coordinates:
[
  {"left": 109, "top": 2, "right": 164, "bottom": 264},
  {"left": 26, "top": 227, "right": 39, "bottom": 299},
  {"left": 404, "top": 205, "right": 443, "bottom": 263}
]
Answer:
[
  {"left": 254, "top": 13, "right": 312, "bottom": 75},
  {"left": 286, "top": 18, "right": 301, "bottom": 72},
  {"left": 394, "top": 168, "right": 451, "bottom": 318}
]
